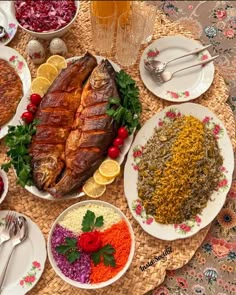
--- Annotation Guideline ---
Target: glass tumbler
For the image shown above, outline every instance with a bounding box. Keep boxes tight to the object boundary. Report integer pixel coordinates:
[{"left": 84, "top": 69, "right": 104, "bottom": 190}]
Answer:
[
  {"left": 132, "top": 1, "right": 158, "bottom": 43},
  {"left": 116, "top": 10, "right": 145, "bottom": 67},
  {"left": 90, "top": 1, "right": 117, "bottom": 55}
]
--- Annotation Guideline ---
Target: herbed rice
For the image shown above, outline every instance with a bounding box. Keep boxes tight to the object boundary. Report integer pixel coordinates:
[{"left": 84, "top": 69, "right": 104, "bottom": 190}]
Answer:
[
  {"left": 137, "top": 115, "right": 223, "bottom": 224},
  {"left": 59, "top": 204, "right": 122, "bottom": 234}
]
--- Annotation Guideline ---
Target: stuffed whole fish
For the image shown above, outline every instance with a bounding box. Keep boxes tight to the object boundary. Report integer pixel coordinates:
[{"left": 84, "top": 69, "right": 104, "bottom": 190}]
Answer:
[
  {"left": 48, "top": 59, "right": 119, "bottom": 197},
  {"left": 30, "top": 52, "right": 97, "bottom": 190}
]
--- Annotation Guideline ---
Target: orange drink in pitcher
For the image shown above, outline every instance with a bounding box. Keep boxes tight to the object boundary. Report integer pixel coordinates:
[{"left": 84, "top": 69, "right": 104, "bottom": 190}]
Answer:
[{"left": 92, "top": 1, "right": 131, "bottom": 18}]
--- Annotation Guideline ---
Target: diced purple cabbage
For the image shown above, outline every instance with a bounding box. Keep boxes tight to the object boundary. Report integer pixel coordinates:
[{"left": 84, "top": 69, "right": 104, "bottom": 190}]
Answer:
[{"left": 51, "top": 224, "right": 91, "bottom": 284}]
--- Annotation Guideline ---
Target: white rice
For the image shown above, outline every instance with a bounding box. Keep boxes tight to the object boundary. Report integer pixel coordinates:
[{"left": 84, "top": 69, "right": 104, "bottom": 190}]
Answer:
[{"left": 59, "top": 203, "right": 122, "bottom": 234}]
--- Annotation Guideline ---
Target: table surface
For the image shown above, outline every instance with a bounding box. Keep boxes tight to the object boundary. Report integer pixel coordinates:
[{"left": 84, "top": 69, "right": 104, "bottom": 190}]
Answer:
[
  {"left": 151, "top": 2, "right": 236, "bottom": 295},
  {"left": 0, "top": 1, "right": 236, "bottom": 295}
]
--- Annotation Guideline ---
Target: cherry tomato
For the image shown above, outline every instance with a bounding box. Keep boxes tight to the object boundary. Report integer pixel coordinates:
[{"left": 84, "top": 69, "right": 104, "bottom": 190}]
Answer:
[
  {"left": 108, "top": 146, "right": 120, "bottom": 159},
  {"left": 30, "top": 93, "right": 42, "bottom": 106},
  {"left": 113, "top": 137, "right": 124, "bottom": 147},
  {"left": 118, "top": 127, "right": 129, "bottom": 139},
  {"left": 27, "top": 103, "right": 37, "bottom": 114},
  {"left": 21, "top": 111, "right": 34, "bottom": 124}
]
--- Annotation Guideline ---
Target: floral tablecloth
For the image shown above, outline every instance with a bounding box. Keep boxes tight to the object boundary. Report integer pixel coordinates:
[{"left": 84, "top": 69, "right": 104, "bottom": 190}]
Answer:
[{"left": 151, "top": 1, "right": 236, "bottom": 295}]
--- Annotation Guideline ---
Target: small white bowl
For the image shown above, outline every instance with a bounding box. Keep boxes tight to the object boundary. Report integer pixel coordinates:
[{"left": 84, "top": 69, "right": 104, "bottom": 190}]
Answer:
[
  {"left": 48, "top": 200, "right": 135, "bottom": 289},
  {"left": 12, "top": 0, "right": 80, "bottom": 40},
  {"left": 0, "top": 170, "right": 8, "bottom": 205}
]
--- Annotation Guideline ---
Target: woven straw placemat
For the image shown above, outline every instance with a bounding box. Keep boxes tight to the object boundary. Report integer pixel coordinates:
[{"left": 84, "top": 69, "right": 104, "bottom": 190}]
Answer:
[{"left": 0, "top": 2, "right": 235, "bottom": 295}]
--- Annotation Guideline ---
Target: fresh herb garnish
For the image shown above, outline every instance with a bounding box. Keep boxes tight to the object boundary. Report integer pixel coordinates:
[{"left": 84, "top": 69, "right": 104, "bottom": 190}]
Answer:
[
  {"left": 1, "top": 121, "right": 38, "bottom": 187},
  {"left": 82, "top": 210, "right": 104, "bottom": 232},
  {"left": 91, "top": 244, "right": 116, "bottom": 267},
  {"left": 56, "top": 237, "right": 80, "bottom": 263},
  {"left": 55, "top": 210, "right": 116, "bottom": 267},
  {"left": 106, "top": 70, "right": 142, "bottom": 134}
]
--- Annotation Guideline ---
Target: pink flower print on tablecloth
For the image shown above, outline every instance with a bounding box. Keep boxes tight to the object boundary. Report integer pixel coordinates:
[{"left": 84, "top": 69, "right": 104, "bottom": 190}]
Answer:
[
  {"left": 176, "top": 277, "right": 188, "bottom": 289},
  {"left": 216, "top": 9, "right": 227, "bottom": 20},
  {"left": 223, "top": 29, "right": 235, "bottom": 39}
]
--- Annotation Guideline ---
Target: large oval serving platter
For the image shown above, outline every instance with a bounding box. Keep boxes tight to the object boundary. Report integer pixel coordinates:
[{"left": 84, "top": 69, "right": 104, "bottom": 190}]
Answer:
[
  {"left": 0, "top": 46, "right": 31, "bottom": 139},
  {"left": 124, "top": 103, "right": 234, "bottom": 241},
  {"left": 21, "top": 56, "right": 134, "bottom": 201}
]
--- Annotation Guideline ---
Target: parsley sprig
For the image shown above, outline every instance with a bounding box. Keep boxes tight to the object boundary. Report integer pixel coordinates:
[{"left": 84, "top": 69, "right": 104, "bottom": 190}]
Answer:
[
  {"left": 1, "top": 121, "right": 38, "bottom": 187},
  {"left": 82, "top": 210, "right": 104, "bottom": 232},
  {"left": 92, "top": 244, "right": 116, "bottom": 267},
  {"left": 106, "top": 70, "right": 142, "bottom": 134},
  {"left": 56, "top": 238, "right": 80, "bottom": 263}
]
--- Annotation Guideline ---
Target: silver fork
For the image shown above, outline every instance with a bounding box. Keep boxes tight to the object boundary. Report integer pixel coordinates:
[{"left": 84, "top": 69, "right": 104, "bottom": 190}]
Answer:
[
  {"left": 0, "top": 216, "right": 28, "bottom": 291},
  {"left": 156, "top": 55, "right": 219, "bottom": 83},
  {"left": 0, "top": 212, "right": 16, "bottom": 248}
]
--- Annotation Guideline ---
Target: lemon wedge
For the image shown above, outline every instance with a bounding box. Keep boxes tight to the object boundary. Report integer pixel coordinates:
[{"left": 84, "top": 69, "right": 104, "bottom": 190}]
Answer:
[
  {"left": 82, "top": 177, "right": 106, "bottom": 198},
  {"left": 93, "top": 170, "right": 115, "bottom": 185},
  {"left": 31, "top": 77, "right": 51, "bottom": 97},
  {"left": 37, "top": 63, "right": 58, "bottom": 83},
  {"left": 99, "top": 160, "right": 120, "bottom": 178},
  {"left": 47, "top": 55, "right": 67, "bottom": 72}
]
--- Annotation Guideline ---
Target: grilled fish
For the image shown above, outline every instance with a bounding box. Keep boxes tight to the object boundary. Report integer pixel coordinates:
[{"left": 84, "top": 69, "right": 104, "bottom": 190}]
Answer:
[
  {"left": 30, "top": 52, "right": 97, "bottom": 190},
  {"left": 0, "top": 59, "right": 23, "bottom": 126},
  {"left": 48, "top": 59, "right": 118, "bottom": 197}
]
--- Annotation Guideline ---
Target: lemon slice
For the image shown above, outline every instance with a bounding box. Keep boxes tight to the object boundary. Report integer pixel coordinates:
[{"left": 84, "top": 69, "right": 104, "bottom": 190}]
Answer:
[
  {"left": 31, "top": 77, "right": 51, "bottom": 97},
  {"left": 82, "top": 177, "right": 106, "bottom": 198},
  {"left": 99, "top": 160, "right": 120, "bottom": 178},
  {"left": 93, "top": 170, "right": 115, "bottom": 185},
  {"left": 37, "top": 63, "right": 58, "bottom": 82},
  {"left": 47, "top": 55, "right": 67, "bottom": 72}
]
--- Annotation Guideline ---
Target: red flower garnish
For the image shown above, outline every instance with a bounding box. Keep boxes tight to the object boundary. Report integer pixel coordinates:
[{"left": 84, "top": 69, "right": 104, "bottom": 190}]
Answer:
[{"left": 78, "top": 231, "right": 102, "bottom": 253}]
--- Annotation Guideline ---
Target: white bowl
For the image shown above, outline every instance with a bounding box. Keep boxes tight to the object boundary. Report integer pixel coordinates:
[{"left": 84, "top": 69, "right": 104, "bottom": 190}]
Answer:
[
  {"left": 48, "top": 200, "right": 135, "bottom": 289},
  {"left": 0, "top": 170, "right": 8, "bottom": 205},
  {"left": 12, "top": 0, "right": 80, "bottom": 40}
]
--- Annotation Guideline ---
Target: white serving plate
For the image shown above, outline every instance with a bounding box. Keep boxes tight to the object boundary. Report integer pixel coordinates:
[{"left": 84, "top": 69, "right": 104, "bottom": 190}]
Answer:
[
  {"left": 0, "top": 46, "right": 31, "bottom": 139},
  {"left": 0, "top": 1, "right": 17, "bottom": 46},
  {"left": 124, "top": 103, "right": 234, "bottom": 241},
  {"left": 139, "top": 35, "right": 215, "bottom": 102},
  {"left": 47, "top": 200, "right": 135, "bottom": 289},
  {"left": 0, "top": 211, "right": 46, "bottom": 295},
  {"left": 22, "top": 56, "right": 134, "bottom": 200}
]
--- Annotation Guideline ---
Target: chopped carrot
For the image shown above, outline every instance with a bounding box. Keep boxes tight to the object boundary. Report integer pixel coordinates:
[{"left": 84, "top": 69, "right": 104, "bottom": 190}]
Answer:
[{"left": 90, "top": 220, "right": 131, "bottom": 283}]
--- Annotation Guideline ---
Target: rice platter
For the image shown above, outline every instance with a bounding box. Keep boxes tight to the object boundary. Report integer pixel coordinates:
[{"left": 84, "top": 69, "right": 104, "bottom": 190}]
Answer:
[
  {"left": 48, "top": 201, "right": 135, "bottom": 288},
  {"left": 137, "top": 115, "right": 223, "bottom": 224}
]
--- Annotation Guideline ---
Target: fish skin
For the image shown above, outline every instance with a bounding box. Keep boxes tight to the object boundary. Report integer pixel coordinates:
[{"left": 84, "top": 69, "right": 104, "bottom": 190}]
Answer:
[
  {"left": 30, "top": 52, "right": 97, "bottom": 190},
  {"left": 48, "top": 60, "right": 119, "bottom": 197}
]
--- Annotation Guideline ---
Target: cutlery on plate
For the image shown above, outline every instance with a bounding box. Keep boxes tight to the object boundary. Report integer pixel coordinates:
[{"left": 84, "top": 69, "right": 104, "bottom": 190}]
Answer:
[
  {"left": 156, "top": 55, "right": 219, "bottom": 83},
  {"left": 0, "top": 216, "right": 28, "bottom": 291},
  {"left": 0, "top": 26, "right": 6, "bottom": 38},
  {"left": 144, "top": 44, "right": 212, "bottom": 74},
  {"left": 0, "top": 212, "right": 16, "bottom": 248}
]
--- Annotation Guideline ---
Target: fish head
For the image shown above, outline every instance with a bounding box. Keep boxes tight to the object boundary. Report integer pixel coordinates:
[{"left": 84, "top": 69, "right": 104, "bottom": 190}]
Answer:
[
  {"left": 32, "top": 156, "right": 64, "bottom": 190},
  {"left": 90, "top": 60, "right": 116, "bottom": 90}
]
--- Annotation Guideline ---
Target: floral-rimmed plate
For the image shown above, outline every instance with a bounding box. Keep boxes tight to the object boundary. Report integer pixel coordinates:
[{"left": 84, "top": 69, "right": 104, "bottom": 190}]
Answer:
[
  {"left": 0, "top": 210, "right": 46, "bottom": 295},
  {"left": 124, "top": 103, "right": 234, "bottom": 241},
  {"left": 139, "top": 36, "right": 215, "bottom": 102},
  {"left": 0, "top": 1, "right": 17, "bottom": 46},
  {"left": 22, "top": 56, "right": 134, "bottom": 201},
  {"left": 0, "top": 46, "right": 31, "bottom": 139}
]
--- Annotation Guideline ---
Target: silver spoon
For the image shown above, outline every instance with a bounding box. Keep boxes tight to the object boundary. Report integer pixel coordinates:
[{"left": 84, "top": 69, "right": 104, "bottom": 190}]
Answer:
[
  {"left": 144, "top": 44, "right": 212, "bottom": 74},
  {"left": 0, "top": 26, "right": 6, "bottom": 39},
  {"left": 0, "top": 216, "right": 28, "bottom": 290},
  {"left": 157, "top": 55, "right": 219, "bottom": 83}
]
